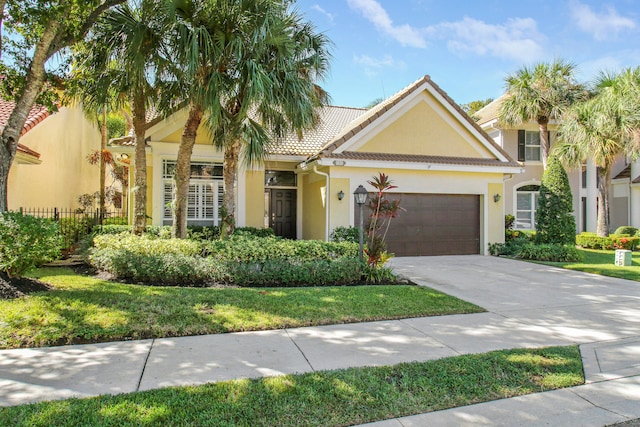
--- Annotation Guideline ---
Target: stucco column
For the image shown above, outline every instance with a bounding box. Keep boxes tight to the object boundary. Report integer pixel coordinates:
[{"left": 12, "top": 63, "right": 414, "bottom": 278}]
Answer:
[{"left": 586, "top": 160, "right": 598, "bottom": 232}]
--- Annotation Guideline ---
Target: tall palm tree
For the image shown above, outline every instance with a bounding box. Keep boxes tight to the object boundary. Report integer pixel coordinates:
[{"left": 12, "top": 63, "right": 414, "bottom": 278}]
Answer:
[
  {"left": 165, "top": 0, "right": 331, "bottom": 238},
  {"left": 209, "top": 0, "right": 331, "bottom": 237},
  {"left": 554, "top": 67, "right": 640, "bottom": 236},
  {"left": 66, "top": 57, "right": 129, "bottom": 222},
  {"left": 500, "top": 59, "right": 585, "bottom": 169},
  {"left": 80, "top": 0, "right": 170, "bottom": 234}
]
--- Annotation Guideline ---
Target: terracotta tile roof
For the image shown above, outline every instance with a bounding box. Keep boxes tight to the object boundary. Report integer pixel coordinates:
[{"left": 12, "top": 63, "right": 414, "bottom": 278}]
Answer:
[
  {"left": 330, "top": 151, "right": 521, "bottom": 168},
  {"left": 315, "top": 75, "right": 514, "bottom": 164},
  {"left": 0, "top": 98, "right": 51, "bottom": 137},
  {"left": 269, "top": 106, "right": 367, "bottom": 156},
  {"left": 0, "top": 99, "right": 50, "bottom": 161}
]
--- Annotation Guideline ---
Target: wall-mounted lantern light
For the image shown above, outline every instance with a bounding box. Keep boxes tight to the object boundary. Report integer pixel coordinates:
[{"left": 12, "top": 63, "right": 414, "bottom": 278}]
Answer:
[
  {"left": 493, "top": 193, "right": 501, "bottom": 203},
  {"left": 337, "top": 190, "right": 344, "bottom": 201}
]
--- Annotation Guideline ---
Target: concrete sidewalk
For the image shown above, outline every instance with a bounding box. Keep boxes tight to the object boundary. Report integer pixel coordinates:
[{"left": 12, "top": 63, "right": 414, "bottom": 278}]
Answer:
[{"left": 0, "top": 255, "right": 639, "bottom": 426}]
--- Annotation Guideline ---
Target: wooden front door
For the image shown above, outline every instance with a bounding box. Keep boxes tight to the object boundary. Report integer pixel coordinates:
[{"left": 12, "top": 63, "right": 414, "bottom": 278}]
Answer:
[{"left": 268, "top": 189, "right": 297, "bottom": 239}]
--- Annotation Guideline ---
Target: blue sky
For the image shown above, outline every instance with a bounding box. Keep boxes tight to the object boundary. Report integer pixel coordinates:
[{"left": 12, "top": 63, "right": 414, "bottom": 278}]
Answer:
[{"left": 297, "top": 0, "right": 640, "bottom": 108}]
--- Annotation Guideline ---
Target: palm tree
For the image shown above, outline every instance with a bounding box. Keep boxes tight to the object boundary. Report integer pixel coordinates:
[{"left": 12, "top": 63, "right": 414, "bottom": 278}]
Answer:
[
  {"left": 500, "top": 59, "right": 585, "bottom": 169},
  {"left": 554, "top": 67, "right": 640, "bottom": 236},
  {"left": 66, "top": 57, "right": 129, "bottom": 222},
  {"left": 80, "top": 0, "right": 170, "bottom": 234},
  {"left": 209, "top": 0, "right": 331, "bottom": 237},
  {"left": 165, "top": 0, "right": 331, "bottom": 238}
]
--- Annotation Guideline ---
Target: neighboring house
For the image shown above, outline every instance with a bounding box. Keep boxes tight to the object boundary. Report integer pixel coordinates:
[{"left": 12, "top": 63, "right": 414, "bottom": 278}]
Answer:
[
  {"left": 2, "top": 100, "right": 103, "bottom": 210},
  {"left": 475, "top": 97, "right": 630, "bottom": 233},
  {"left": 112, "top": 75, "right": 523, "bottom": 255}
]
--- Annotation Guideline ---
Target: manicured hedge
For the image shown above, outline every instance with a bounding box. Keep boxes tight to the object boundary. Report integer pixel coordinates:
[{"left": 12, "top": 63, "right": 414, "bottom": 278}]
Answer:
[
  {"left": 576, "top": 232, "right": 639, "bottom": 250},
  {"left": 203, "top": 235, "right": 358, "bottom": 262},
  {"left": 489, "top": 240, "right": 581, "bottom": 262},
  {"left": 89, "top": 234, "right": 363, "bottom": 286}
]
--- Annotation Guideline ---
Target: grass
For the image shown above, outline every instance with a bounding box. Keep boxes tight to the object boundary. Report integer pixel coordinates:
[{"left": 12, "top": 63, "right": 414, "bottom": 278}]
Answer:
[
  {"left": 0, "top": 267, "right": 484, "bottom": 349},
  {"left": 541, "top": 248, "right": 640, "bottom": 281},
  {"left": 0, "top": 345, "right": 583, "bottom": 427}
]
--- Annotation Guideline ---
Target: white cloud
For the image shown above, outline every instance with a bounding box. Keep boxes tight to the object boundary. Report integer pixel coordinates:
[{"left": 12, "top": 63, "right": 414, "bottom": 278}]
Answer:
[
  {"left": 431, "top": 17, "right": 545, "bottom": 63},
  {"left": 569, "top": 0, "right": 635, "bottom": 40},
  {"left": 347, "top": 0, "right": 427, "bottom": 48},
  {"left": 353, "top": 54, "right": 406, "bottom": 77},
  {"left": 311, "top": 5, "right": 334, "bottom": 22},
  {"left": 347, "top": 0, "right": 544, "bottom": 62}
]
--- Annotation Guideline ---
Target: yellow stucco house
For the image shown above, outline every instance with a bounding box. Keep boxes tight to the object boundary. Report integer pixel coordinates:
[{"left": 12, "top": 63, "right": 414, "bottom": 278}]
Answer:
[
  {"left": 114, "top": 75, "right": 523, "bottom": 255},
  {"left": 4, "top": 100, "right": 103, "bottom": 211}
]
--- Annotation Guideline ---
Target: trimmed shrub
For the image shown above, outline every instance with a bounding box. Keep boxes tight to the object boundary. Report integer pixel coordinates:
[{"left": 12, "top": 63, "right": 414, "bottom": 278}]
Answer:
[
  {"left": 330, "top": 226, "right": 360, "bottom": 243},
  {"left": 225, "top": 258, "right": 363, "bottom": 286},
  {"left": 535, "top": 155, "right": 576, "bottom": 245},
  {"left": 91, "top": 233, "right": 203, "bottom": 257},
  {"left": 515, "top": 243, "right": 582, "bottom": 262},
  {"left": 0, "top": 212, "right": 63, "bottom": 277},
  {"left": 93, "top": 250, "right": 223, "bottom": 285},
  {"left": 614, "top": 226, "right": 638, "bottom": 236},
  {"left": 89, "top": 233, "right": 363, "bottom": 285},
  {"left": 233, "top": 227, "right": 274, "bottom": 238},
  {"left": 203, "top": 235, "right": 358, "bottom": 262},
  {"left": 576, "top": 232, "right": 639, "bottom": 250}
]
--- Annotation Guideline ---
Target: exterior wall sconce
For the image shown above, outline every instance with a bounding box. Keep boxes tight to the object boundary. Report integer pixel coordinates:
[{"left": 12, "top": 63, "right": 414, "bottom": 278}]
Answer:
[
  {"left": 337, "top": 190, "right": 344, "bottom": 201},
  {"left": 493, "top": 193, "right": 501, "bottom": 203}
]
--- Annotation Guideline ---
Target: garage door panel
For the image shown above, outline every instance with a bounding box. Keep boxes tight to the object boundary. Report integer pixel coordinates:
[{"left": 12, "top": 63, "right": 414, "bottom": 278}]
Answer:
[{"left": 381, "top": 193, "right": 480, "bottom": 256}]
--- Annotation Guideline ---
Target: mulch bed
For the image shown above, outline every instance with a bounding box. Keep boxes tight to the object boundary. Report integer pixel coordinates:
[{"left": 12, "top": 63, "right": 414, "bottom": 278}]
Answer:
[{"left": 0, "top": 272, "right": 52, "bottom": 300}]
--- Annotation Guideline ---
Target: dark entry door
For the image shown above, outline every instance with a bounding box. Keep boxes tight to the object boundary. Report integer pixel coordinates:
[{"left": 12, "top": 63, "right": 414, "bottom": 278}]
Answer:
[{"left": 269, "top": 189, "right": 297, "bottom": 239}]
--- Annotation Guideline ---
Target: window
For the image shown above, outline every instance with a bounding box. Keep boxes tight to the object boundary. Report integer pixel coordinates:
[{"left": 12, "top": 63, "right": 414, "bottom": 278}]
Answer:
[
  {"left": 265, "top": 170, "right": 296, "bottom": 187},
  {"left": 515, "top": 184, "right": 540, "bottom": 230},
  {"left": 162, "top": 160, "right": 224, "bottom": 226},
  {"left": 517, "top": 130, "right": 549, "bottom": 162}
]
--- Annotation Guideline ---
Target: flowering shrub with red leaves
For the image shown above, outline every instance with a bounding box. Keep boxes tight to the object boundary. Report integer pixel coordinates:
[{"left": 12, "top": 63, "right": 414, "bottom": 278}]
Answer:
[{"left": 364, "top": 173, "right": 403, "bottom": 267}]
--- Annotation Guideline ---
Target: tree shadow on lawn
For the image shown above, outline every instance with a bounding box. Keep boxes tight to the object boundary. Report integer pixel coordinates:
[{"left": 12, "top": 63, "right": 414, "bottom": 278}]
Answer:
[{"left": 0, "top": 346, "right": 583, "bottom": 427}]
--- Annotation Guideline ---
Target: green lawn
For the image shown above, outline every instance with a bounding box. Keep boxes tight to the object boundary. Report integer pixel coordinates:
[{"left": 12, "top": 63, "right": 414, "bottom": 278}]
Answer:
[
  {"left": 0, "top": 267, "right": 484, "bottom": 349},
  {"left": 0, "top": 346, "right": 583, "bottom": 427},
  {"left": 542, "top": 248, "right": 640, "bottom": 281}
]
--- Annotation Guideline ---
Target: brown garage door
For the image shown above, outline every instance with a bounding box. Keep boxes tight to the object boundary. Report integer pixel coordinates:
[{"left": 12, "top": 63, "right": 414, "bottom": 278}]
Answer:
[{"left": 373, "top": 193, "right": 480, "bottom": 256}]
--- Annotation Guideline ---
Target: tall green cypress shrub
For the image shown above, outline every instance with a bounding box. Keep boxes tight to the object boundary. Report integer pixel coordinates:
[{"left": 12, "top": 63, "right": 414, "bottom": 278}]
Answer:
[{"left": 536, "top": 155, "right": 576, "bottom": 245}]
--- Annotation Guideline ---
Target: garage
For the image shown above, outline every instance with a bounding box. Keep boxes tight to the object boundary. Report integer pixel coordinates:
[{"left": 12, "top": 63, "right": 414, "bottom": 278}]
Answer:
[{"left": 380, "top": 193, "right": 480, "bottom": 257}]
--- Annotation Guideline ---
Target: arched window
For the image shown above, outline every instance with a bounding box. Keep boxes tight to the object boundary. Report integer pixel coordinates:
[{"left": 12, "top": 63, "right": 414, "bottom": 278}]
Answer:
[{"left": 515, "top": 184, "right": 540, "bottom": 230}]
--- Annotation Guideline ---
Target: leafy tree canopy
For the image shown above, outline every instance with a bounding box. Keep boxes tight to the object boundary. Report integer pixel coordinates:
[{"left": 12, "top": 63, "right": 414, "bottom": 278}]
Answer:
[{"left": 461, "top": 98, "right": 493, "bottom": 119}]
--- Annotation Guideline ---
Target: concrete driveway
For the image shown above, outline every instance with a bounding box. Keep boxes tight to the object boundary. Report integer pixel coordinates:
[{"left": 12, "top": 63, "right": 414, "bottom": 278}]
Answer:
[{"left": 390, "top": 255, "right": 640, "bottom": 380}]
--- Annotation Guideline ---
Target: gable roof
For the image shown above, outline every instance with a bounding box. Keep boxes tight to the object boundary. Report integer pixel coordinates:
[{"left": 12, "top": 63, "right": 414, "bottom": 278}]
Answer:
[{"left": 311, "top": 75, "right": 518, "bottom": 167}]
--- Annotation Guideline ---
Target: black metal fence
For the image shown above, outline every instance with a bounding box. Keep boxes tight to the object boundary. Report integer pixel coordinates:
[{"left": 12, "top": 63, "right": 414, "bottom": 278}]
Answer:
[{"left": 19, "top": 207, "right": 128, "bottom": 248}]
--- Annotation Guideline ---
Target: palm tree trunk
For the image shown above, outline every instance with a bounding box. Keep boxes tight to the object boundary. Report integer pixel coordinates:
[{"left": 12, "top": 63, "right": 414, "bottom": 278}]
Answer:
[
  {"left": 222, "top": 138, "right": 240, "bottom": 237},
  {"left": 538, "top": 119, "right": 550, "bottom": 169},
  {"left": 172, "top": 103, "right": 203, "bottom": 239},
  {"left": 132, "top": 95, "right": 147, "bottom": 235},
  {"left": 596, "top": 166, "right": 611, "bottom": 237}
]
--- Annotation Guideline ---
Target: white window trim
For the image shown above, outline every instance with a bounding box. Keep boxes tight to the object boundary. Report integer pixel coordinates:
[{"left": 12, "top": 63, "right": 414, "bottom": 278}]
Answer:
[
  {"left": 524, "top": 130, "right": 541, "bottom": 162},
  {"left": 161, "top": 159, "right": 224, "bottom": 226},
  {"left": 513, "top": 181, "right": 541, "bottom": 230}
]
